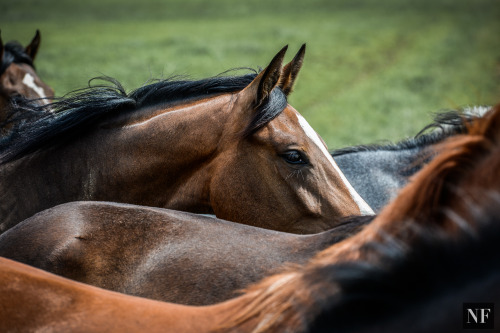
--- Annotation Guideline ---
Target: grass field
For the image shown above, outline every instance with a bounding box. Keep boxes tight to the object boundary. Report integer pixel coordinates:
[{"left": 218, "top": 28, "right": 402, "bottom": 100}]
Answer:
[{"left": 1, "top": 0, "right": 498, "bottom": 148}]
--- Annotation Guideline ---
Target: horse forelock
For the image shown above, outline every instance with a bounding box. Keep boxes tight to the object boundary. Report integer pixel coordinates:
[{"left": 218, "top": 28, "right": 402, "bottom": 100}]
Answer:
[
  {"left": 0, "top": 42, "right": 34, "bottom": 76},
  {"left": 242, "top": 86, "right": 288, "bottom": 137}
]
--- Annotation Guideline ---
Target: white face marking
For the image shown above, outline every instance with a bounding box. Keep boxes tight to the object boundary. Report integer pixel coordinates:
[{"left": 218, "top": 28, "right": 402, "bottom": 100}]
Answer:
[
  {"left": 296, "top": 113, "right": 374, "bottom": 215},
  {"left": 22, "top": 73, "right": 47, "bottom": 100}
]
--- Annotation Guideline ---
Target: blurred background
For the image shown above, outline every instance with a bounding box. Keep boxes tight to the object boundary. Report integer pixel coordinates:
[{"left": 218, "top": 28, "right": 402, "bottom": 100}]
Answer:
[{"left": 1, "top": 0, "right": 498, "bottom": 148}]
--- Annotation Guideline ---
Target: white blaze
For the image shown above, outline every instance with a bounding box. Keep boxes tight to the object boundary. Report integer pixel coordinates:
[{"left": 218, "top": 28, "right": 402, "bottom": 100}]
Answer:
[
  {"left": 296, "top": 113, "right": 374, "bottom": 215},
  {"left": 22, "top": 73, "right": 47, "bottom": 100}
]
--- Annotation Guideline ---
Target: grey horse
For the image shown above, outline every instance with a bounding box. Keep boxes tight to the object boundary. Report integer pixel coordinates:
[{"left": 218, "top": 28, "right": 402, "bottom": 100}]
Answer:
[{"left": 333, "top": 106, "right": 490, "bottom": 212}]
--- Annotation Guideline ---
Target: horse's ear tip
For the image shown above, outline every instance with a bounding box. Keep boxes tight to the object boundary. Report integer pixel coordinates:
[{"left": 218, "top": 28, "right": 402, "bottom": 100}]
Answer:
[
  {"left": 269, "top": 45, "right": 288, "bottom": 66},
  {"left": 278, "top": 45, "right": 289, "bottom": 55},
  {"left": 297, "top": 44, "right": 306, "bottom": 56}
]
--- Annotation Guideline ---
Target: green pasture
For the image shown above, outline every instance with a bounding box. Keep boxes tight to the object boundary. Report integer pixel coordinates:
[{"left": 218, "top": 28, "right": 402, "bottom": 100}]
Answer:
[{"left": 1, "top": 0, "right": 498, "bottom": 148}]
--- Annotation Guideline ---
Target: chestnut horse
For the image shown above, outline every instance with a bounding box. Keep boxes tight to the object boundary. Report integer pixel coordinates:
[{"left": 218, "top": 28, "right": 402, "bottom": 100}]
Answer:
[
  {"left": 1, "top": 104, "right": 499, "bottom": 332},
  {"left": 0, "top": 30, "right": 54, "bottom": 128},
  {"left": 0, "top": 45, "right": 372, "bottom": 234},
  {"left": 0, "top": 201, "right": 371, "bottom": 305}
]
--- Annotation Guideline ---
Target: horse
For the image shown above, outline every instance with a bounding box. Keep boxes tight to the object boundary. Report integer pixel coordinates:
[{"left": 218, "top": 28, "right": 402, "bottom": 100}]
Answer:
[
  {"left": 1, "top": 104, "right": 499, "bottom": 332},
  {"left": 0, "top": 30, "right": 54, "bottom": 130},
  {"left": 332, "top": 106, "right": 490, "bottom": 212},
  {"left": 0, "top": 201, "right": 371, "bottom": 305},
  {"left": 0, "top": 45, "right": 373, "bottom": 235}
]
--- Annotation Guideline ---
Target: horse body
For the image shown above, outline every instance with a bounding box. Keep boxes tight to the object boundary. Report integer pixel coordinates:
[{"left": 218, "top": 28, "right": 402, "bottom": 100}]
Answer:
[
  {"left": 0, "top": 45, "right": 371, "bottom": 234},
  {"left": 0, "top": 201, "right": 369, "bottom": 305}
]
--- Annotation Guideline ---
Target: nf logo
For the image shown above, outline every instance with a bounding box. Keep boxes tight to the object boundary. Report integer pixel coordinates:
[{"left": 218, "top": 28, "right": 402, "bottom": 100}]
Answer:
[{"left": 463, "top": 303, "right": 494, "bottom": 329}]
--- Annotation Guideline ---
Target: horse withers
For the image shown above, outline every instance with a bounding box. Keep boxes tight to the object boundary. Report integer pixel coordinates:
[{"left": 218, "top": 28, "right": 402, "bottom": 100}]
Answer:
[{"left": 0, "top": 45, "right": 372, "bottom": 234}]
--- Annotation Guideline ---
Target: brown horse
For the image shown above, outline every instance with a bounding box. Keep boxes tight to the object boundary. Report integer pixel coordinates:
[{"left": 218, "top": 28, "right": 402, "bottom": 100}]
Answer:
[
  {"left": 1, "top": 104, "right": 499, "bottom": 332},
  {"left": 0, "top": 30, "right": 54, "bottom": 128},
  {"left": 0, "top": 201, "right": 371, "bottom": 305},
  {"left": 0, "top": 45, "right": 372, "bottom": 234}
]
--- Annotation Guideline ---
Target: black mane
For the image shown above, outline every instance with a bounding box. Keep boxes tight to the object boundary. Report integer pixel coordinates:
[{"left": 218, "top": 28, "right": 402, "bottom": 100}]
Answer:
[
  {"left": 330, "top": 110, "right": 478, "bottom": 157},
  {"left": 0, "top": 41, "right": 34, "bottom": 75},
  {"left": 307, "top": 191, "right": 500, "bottom": 332},
  {"left": 0, "top": 71, "right": 288, "bottom": 164}
]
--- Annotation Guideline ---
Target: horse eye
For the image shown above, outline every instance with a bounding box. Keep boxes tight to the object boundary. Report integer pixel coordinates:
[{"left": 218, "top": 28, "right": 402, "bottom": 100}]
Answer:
[{"left": 282, "top": 150, "right": 307, "bottom": 165}]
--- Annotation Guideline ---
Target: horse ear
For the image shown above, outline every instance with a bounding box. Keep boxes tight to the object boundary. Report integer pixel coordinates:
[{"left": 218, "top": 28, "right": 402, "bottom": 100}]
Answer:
[
  {"left": 25, "top": 30, "right": 41, "bottom": 61},
  {"left": 244, "top": 45, "right": 287, "bottom": 106},
  {"left": 279, "top": 44, "right": 305, "bottom": 96}
]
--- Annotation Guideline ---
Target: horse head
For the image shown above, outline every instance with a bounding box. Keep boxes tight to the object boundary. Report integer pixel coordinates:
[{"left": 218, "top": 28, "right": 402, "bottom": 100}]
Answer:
[
  {"left": 208, "top": 45, "right": 373, "bottom": 233},
  {"left": 0, "top": 30, "right": 54, "bottom": 112}
]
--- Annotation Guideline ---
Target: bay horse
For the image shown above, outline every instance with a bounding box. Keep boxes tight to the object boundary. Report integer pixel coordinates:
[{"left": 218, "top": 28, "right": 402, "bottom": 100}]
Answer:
[
  {"left": 1, "top": 104, "right": 499, "bottom": 332},
  {"left": 0, "top": 201, "right": 371, "bottom": 305},
  {"left": 332, "top": 106, "right": 490, "bottom": 212},
  {"left": 0, "top": 30, "right": 54, "bottom": 130},
  {"left": 0, "top": 45, "right": 372, "bottom": 234}
]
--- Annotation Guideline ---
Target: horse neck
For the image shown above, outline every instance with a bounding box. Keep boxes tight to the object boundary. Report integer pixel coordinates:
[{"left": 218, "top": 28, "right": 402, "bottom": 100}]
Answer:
[
  {"left": 0, "top": 144, "right": 92, "bottom": 232},
  {"left": 0, "top": 95, "right": 234, "bottom": 232},
  {"left": 103, "top": 94, "right": 235, "bottom": 210},
  {"left": 334, "top": 146, "right": 432, "bottom": 212}
]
